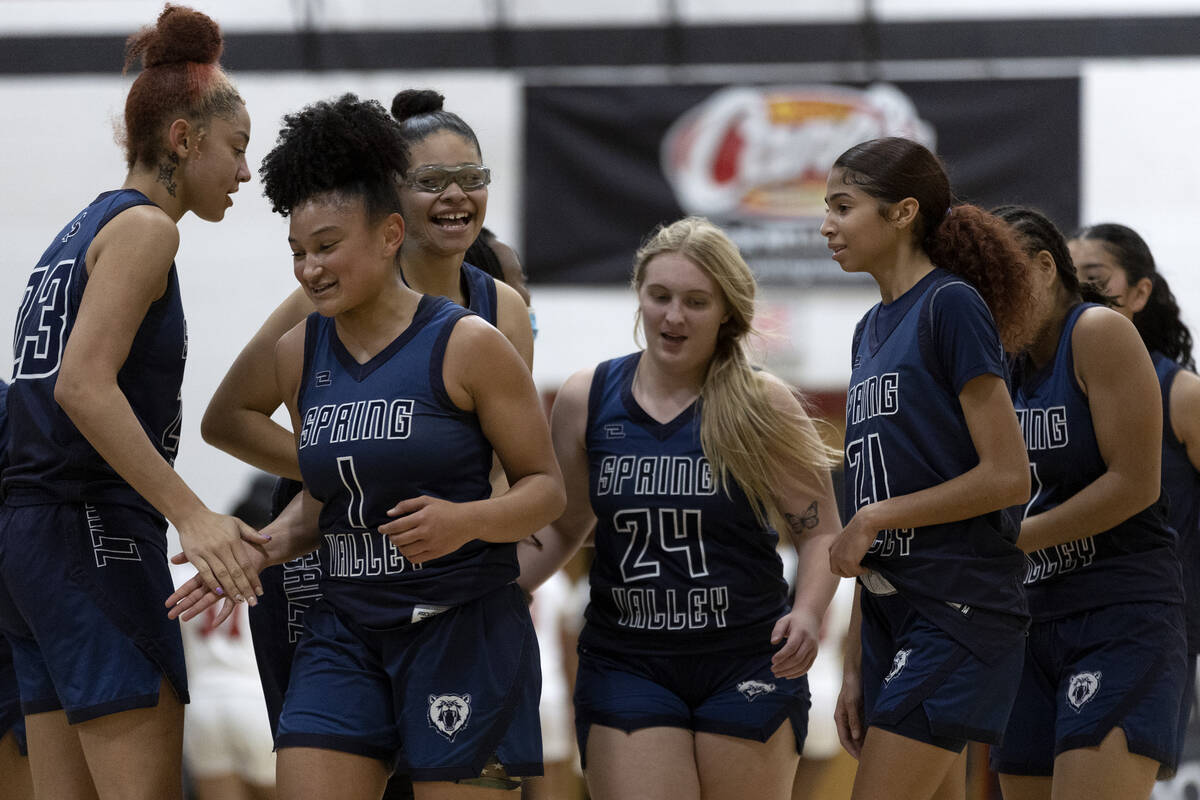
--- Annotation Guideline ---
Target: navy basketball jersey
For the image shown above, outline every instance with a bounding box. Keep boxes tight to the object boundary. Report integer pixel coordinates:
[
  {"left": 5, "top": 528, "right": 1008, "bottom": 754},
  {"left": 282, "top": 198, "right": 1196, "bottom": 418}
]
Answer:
[
  {"left": 0, "top": 379, "right": 9, "bottom": 494},
  {"left": 4, "top": 190, "right": 186, "bottom": 520},
  {"left": 296, "top": 295, "right": 512, "bottom": 629},
  {"left": 0, "top": 380, "right": 9, "bottom": 473},
  {"left": 250, "top": 265, "right": 510, "bottom": 731},
  {"left": 460, "top": 262, "right": 498, "bottom": 327},
  {"left": 844, "top": 268, "right": 1028, "bottom": 663},
  {"left": 1154, "top": 352, "right": 1200, "bottom": 651},
  {"left": 1012, "top": 305, "right": 1181, "bottom": 621},
  {"left": 580, "top": 352, "right": 789, "bottom": 656}
]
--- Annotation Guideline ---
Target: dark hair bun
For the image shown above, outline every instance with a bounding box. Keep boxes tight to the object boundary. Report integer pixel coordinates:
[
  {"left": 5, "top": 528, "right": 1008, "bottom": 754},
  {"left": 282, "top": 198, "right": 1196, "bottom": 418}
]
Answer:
[
  {"left": 390, "top": 89, "right": 444, "bottom": 122},
  {"left": 125, "top": 4, "right": 223, "bottom": 72}
]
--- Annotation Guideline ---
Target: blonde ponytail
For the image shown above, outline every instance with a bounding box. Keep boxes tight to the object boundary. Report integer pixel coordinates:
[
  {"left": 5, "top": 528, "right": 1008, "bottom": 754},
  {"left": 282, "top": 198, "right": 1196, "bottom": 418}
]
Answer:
[{"left": 634, "top": 217, "right": 839, "bottom": 531}]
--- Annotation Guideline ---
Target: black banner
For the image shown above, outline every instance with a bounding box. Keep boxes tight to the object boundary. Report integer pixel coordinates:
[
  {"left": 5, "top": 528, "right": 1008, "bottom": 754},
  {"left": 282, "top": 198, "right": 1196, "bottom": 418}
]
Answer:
[{"left": 523, "top": 78, "right": 1079, "bottom": 286}]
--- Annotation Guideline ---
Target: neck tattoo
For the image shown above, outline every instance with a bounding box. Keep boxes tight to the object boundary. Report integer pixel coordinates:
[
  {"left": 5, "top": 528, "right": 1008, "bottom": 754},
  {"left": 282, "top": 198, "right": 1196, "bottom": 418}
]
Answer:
[{"left": 157, "top": 152, "right": 179, "bottom": 197}]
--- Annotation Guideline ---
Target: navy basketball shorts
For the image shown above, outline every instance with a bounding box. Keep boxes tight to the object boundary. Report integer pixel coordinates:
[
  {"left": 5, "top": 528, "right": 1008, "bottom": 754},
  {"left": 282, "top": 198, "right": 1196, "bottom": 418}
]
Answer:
[
  {"left": 0, "top": 502, "right": 188, "bottom": 723},
  {"left": 276, "top": 582, "right": 542, "bottom": 783},
  {"left": 1170, "top": 653, "right": 1199, "bottom": 777},
  {"left": 990, "top": 601, "right": 1188, "bottom": 776},
  {"left": 860, "top": 590, "right": 1024, "bottom": 753},
  {"left": 572, "top": 642, "right": 810, "bottom": 769},
  {"left": 0, "top": 636, "right": 27, "bottom": 754}
]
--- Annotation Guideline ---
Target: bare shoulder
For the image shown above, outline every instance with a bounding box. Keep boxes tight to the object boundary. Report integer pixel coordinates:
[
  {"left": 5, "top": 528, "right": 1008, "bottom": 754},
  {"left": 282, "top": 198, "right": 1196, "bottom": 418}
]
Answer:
[
  {"left": 495, "top": 278, "right": 528, "bottom": 310},
  {"left": 554, "top": 365, "right": 598, "bottom": 415},
  {"left": 756, "top": 369, "right": 808, "bottom": 415},
  {"left": 90, "top": 203, "right": 179, "bottom": 267},
  {"left": 104, "top": 204, "right": 179, "bottom": 251},
  {"left": 450, "top": 311, "right": 511, "bottom": 352},
  {"left": 1072, "top": 305, "right": 1148, "bottom": 365},
  {"left": 108, "top": 201, "right": 178, "bottom": 237},
  {"left": 1073, "top": 304, "right": 1138, "bottom": 344},
  {"left": 1170, "top": 366, "right": 1200, "bottom": 420},
  {"left": 274, "top": 318, "right": 308, "bottom": 366},
  {"left": 491, "top": 280, "right": 534, "bottom": 367}
]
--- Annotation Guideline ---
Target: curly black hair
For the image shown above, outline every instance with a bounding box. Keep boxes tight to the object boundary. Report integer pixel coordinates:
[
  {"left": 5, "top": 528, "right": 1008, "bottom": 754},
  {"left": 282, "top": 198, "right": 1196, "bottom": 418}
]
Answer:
[{"left": 260, "top": 93, "right": 408, "bottom": 219}]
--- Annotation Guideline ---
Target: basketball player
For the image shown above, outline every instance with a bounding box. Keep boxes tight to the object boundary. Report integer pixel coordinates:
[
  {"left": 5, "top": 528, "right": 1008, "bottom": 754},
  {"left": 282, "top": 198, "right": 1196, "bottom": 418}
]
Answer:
[
  {"left": 0, "top": 6, "right": 264, "bottom": 798},
  {"left": 989, "top": 207, "right": 1187, "bottom": 800},
  {"left": 0, "top": 378, "right": 33, "bottom": 800},
  {"left": 1069, "top": 223, "right": 1200, "bottom": 773},
  {"left": 170, "top": 93, "right": 563, "bottom": 800},
  {"left": 517, "top": 216, "right": 843, "bottom": 800},
  {"left": 822, "top": 138, "right": 1034, "bottom": 800},
  {"left": 197, "top": 92, "right": 532, "bottom": 751}
]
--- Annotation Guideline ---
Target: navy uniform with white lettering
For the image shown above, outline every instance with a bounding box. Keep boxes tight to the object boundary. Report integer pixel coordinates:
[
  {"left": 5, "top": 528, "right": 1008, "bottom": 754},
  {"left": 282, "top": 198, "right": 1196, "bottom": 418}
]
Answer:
[
  {"left": 1154, "top": 351, "right": 1200, "bottom": 767},
  {"left": 0, "top": 189, "right": 189, "bottom": 723},
  {"left": 572, "top": 351, "right": 811, "bottom": 763},
  {"left": 991, "top": 305, "right": 1187, "bottom": 775},
  {"left": 249, "top": 260, "right": 501, "bottom": 737},
  {"left": 845, "top": 268, "right": 1028, "bottom": 751},
  {"left": 1154, "top": 352, "right": 1200, "bottom": 654},
  {"left": 275, "top": 295, "right": 541, "bottom": 781},
  {"left": 0, "top": 379, "right": 26, "bottom": 757}
]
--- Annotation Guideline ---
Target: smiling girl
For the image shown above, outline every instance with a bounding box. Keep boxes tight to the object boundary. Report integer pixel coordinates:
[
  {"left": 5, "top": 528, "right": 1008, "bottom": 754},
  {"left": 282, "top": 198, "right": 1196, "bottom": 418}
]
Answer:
[
  {"left": 196, "top": 91, "right": 534, "bottom": 765},
  {"left": 822, "top": 137, "right": 1034, "bottom": 800},
  {"left": 518, "top": 216, "right": 843, "bottom": 800},
  {"left": 0, "top": 6, "right": 262, "bottom": 798},
  {"left": 171, "top": 93, "right": 563, "bottom": 800}
]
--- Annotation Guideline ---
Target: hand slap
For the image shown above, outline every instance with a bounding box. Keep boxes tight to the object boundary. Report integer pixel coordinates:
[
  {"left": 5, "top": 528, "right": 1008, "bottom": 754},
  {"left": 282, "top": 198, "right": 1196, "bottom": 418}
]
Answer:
[
  {"left": 165, "top": 569, "right": 228, "bottom": 623},
  {"left": 177, "top": 510, "right": 266, "bottom": 606}
]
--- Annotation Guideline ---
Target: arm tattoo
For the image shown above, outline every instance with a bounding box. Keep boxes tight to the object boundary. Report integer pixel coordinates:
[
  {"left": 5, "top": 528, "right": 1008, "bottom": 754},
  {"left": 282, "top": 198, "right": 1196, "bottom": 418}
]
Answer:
[
  {"left": 785, "top": 501, "right": 819, "bottom": 534},
  {"left": 157, "top": 152, "right": 178, "bottom": 197}
]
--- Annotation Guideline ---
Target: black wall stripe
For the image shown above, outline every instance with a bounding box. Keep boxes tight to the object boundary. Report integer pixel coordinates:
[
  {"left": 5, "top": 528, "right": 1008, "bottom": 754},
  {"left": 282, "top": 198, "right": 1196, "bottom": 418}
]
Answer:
[{"left": 2, "top": 16, "right": 1196, "bottom": 75}]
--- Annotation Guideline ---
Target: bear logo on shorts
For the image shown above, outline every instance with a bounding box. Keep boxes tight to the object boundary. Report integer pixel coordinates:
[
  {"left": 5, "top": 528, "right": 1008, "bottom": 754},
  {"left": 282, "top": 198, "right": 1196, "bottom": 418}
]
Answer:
[
  {"left": 737, "top": 680, "right": 776, "bottom": 702},
  {"left": 428, "top": 693, "right": 472, "bottom": 741},
  {"left": 1066, "top": 671, "right": 1102, "bottom": 713},
  {"left": 884, "top": 648, "right": 912, "bottom": 685}
]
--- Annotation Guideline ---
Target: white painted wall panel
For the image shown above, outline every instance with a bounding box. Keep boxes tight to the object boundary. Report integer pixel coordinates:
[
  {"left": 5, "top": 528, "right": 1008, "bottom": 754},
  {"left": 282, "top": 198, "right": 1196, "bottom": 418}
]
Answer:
[{"left": 1079, "top": 58, "right": 1200, "bottom": 341}]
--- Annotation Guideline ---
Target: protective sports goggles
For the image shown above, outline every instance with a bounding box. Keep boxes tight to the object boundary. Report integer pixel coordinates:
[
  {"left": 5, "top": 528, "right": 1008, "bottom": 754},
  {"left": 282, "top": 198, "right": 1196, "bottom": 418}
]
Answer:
[{"left": 404, "top": 164, "right": 491, "bottom": 193}]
